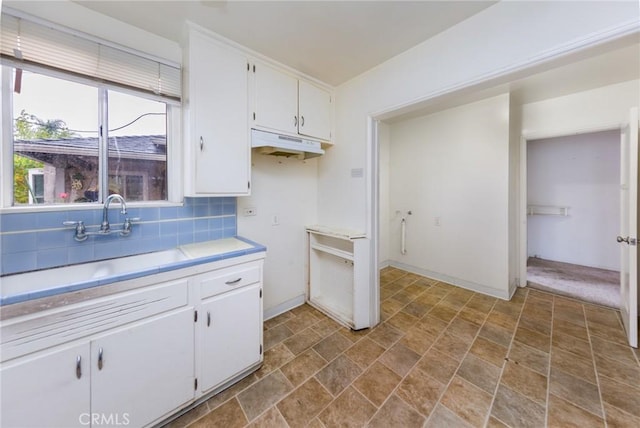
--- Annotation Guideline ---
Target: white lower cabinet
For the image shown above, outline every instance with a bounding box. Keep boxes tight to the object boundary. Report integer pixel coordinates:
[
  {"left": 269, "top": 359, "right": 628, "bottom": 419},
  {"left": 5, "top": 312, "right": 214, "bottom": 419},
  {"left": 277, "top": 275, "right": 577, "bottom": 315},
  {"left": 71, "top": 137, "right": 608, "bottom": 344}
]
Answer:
[
  {"left": 200, "top": 283, "right": 262, "bottom": 392},
  {"left": 91, "top": 308, "right": 195, "bottom": 428},
  {"left": 0, "top": 253, "right": 265, "bottom": 428},
  {"left": 0, "top": 343, "right": 90, "bottom": 428}
]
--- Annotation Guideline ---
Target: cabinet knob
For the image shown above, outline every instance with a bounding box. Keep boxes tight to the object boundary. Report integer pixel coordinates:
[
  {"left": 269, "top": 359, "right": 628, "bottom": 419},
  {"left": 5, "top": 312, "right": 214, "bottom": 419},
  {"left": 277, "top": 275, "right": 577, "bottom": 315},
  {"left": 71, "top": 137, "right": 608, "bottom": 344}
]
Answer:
[
  {"left": 98, "top": 347, "right": 104, "bottom": 370},
  {"left": 76, "top": 355, "right": 82, "bottom": 379},
  {"left": 300, "top": 116, "right": 305, "bottom": 127},
  {"left": 225, "top": 277, "right": 242, "bottom": 286},
  {"left": 294, "top": 116, "right": 298, "bottom": 127},
  {"left": 207, "top": 311, "right": 211, "bottom": 327},
  {"left": 199, "top": 136, "right": 204, "bottom": 151}
]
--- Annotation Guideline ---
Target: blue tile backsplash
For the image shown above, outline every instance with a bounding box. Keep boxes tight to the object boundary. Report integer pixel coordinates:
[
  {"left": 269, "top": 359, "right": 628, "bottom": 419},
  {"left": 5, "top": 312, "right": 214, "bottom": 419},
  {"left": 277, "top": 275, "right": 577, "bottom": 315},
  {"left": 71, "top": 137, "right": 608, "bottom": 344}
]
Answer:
[{"left": 0, "top": 197, "right": 237, "bottom": 275}]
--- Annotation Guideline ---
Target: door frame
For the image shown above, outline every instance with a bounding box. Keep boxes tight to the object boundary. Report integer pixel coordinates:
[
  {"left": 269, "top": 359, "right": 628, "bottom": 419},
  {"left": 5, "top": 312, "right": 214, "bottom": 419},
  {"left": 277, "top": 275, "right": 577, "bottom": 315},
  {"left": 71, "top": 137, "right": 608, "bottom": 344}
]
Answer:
[{"left": 518, "top": 124, "right": 625, "bottom": 289}]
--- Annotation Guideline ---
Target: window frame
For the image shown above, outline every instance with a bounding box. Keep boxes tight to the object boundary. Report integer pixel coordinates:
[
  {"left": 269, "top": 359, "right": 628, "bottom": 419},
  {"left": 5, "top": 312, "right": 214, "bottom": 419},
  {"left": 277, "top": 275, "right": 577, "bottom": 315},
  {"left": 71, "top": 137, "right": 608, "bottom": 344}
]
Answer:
[{"left": 0, "top": 64, "right": 183, "bottom": 212}]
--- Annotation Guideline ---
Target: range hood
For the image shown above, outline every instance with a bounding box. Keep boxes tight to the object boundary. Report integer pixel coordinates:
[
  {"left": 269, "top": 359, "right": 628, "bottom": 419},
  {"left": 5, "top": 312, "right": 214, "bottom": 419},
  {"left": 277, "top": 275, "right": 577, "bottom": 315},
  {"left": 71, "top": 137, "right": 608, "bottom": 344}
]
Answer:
[{"left": 251, "top": 129, "right": 324, "bottom": 160}]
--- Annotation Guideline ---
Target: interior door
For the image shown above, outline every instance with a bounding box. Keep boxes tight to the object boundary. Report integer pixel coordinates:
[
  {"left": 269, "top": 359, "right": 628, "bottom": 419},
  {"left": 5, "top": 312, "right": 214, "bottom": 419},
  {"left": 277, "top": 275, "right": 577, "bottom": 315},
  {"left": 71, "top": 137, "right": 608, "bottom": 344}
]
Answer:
[{"left": 619, "top": 107, "right": 638, "bottom": 348}]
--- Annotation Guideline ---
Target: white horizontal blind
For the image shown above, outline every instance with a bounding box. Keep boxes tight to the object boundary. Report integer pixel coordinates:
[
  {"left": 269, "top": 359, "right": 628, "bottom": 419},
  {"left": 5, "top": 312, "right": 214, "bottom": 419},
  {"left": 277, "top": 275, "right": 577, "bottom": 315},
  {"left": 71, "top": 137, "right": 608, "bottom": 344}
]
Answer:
[{"left": 0, "top": 12, "right": 181, "bottom": 101}]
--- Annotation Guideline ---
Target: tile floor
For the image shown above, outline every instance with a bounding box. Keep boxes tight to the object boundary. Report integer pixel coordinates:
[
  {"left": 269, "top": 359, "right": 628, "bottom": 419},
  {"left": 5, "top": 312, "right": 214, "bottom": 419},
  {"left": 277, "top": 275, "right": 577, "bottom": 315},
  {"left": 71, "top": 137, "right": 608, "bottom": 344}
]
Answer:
[{"left": 165, "top": 267, "right": 640, "bottom": 428}]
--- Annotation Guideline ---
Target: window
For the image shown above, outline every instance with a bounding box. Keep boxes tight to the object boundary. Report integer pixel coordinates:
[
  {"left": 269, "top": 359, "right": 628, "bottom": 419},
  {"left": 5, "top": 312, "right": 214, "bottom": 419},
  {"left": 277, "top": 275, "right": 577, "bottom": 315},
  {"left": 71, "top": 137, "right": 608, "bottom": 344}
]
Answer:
[{"left": 1, "top": 10, "right": 181, "bottom": 208}]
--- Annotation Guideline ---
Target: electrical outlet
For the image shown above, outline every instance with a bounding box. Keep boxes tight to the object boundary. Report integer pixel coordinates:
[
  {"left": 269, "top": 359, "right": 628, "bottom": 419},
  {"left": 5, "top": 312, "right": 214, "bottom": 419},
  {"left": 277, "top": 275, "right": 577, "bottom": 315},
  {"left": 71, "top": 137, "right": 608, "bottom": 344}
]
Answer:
[
  {"left": 272, "top": 214, "right": 280, "bottom": 226},
  {"left": 243, "top": 207, "right": 257, "bottom": 216}
]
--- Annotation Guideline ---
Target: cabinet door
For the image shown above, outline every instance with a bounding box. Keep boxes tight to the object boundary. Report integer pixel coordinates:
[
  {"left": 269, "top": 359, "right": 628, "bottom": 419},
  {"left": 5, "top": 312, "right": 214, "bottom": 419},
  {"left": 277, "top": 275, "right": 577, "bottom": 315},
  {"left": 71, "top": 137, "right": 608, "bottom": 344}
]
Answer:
[
  {"left": 191, "top": 32, "right": 250, "bottom": 195},
  {"left": 253, "top": 62, "right": 299, "bottom": 135},
  {"left": 298, "top": 80, "right": 332, "bottom": 141},
  {"left": 200, "top": 284, "right": 262, "bottom": 392},
  {"left": 1, "top": 343, "right": 90, "bottom": 428},
  {"left": 91, "top": 308, "right": 195, "bottom": 428}
]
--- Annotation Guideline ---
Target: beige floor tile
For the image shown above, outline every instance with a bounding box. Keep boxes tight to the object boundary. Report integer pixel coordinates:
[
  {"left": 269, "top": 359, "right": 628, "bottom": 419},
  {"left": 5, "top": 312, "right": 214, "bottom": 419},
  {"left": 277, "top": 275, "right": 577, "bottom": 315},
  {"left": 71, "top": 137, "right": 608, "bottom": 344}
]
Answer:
[
  {"left": 587, "top": 320, "right": 629, "bottom": 346},
  {"left": 433, "top": 331, "right": 472, "bottom": 361},
  {"left": 276, "top": 377, "right": 333, "bottom": 427},
  {"left": 280, "top": 348, "right": 326, "bottom": 387},
  {"left": 163, "top": 401, "right": 209, "bottom": 428},
  {"left": 284, "top": 311, "right": 320, "bottom": 333},
  {"left": 594, "top": 353, "right": 640, "bottom": 388},
  {"left": 336, "top": 326, "right": 369, "bottom": 343},
  {"left": 547, "top": 394, "right": 604, "bottom": 428},
  {"left": 255, "top": 343, "right": 295, "bottom": 379},
  {"left": 552, "top": 331, "right": 592, "bottom": 360},
  {"left": 387, "top": 311, "right": 420, "bottom": 331},
  {"left": 549, "top": 368, "right": 602, "bottom": 417},
  {"left": 318, "top": 386, "right": 377, "bottom": 427},
  {"left": 550, "top": 346, "right": 597, "bottom": 384},
  {"left": 352, "top": 361, "right": 402, "bottom": 407},
  {"left": 598, "top": 375, "right": 640, "bottom": 418},
  {"left": 310, "top": 317, "right": 342, "bottom": 338},
  {"left": 456, "top": 353, "right": 501, "bottom": 394},
  {"left": 514, "top": 326, "right": 551, "bottom": 353},
  {"left": 344, "top": 337, "right": 385, "bottom": 369},
  {"left": 518, "top": 314, "right": 552, "bottom": 336},
  {"left": 368, "top": 322, "right": 404, "bottom": 349},
  {"left": 417, "top": 348, "right": 461, "bottom": 384},
  {"left": 485, "top": 310, "right": 519, "bottom": 332},
  {"left": 415, "top": 315, "right": 449, "bottom": 337},
  {"left": 425, "top": 404, "right": 473, "bottom": 428},
  {"left": 486, "top": 416, "right": 509, "bottom": 428},
  {"left": 501, "top": 360, "right": 547, "bottom": 405},
  {"left": 429, "top": 304, "right": 459, "bottom": 323},
  {"left": 553, "top": 307, "right": 586, "bottom": 328},
  {"left": 189, "top": 398, "right": 247, "bottom": 428},
  {"left": 440, "top": 376, "right": 493, "bottom": 427},
  {"left": 368, "top": 395, "right": 425, "bottom": 428},
  {"left": 381, "top": 298, "right": 405, "bottom": 318},
  {"left": 553, "top": 317, "right": 589, "bottom": 341},
  {"left": 314, "top": 354, "right": 362, "bottom": 396},
  {"left": 396, "top": 367, "right": 446, "bottom": 416},
  {"left": 237, "top": 371, "right": 293, "bottom": 421},
  {"left": 379, "top": 342, "right": 421, "bottom": 377},
  {"left": 245, "top": 407, "right": 288, "bottom": 428},
  {"left": 312, "top": 331, "right": 353, "bottom": 362},
  {"left": 400, "top": 325, "right": 437, "bottom": 354},
  {"left": 508, "top": 341, "right": 549, "bottom": 375},
  {"left": 603, "top": 402, "right": 640, "bottom": 427},
  {"left": 469, "top": 336, "right": 508, "bottom": 368},
  {"left": 478, "top": 322, "right": 513, "bottom": 348},
  {"left": 263, "top": 312, "right": 294, "bottom": 330},
  {"left": 447, "top": 316, "right": 481, "bottom": 341},
  {"left": 263, "top": 324, "right": 294, "bottom": 351},
  {"left": 391, "top": 290, "right": 414, "bottom": 305},
  {"left": 402, "top": 300, "right": 432, "bottom": 318},
  {"left": 283, "top": 327, "right": 322, "bottom": 355},
  {"left": 491, "top": 384, "right": 546, "bottom": 428},
  {"left": 590, "top": 336, "right": 638, "bottom": 366},
  {"left": 457, "top": 307, "right": 489, "bottom": 326}
]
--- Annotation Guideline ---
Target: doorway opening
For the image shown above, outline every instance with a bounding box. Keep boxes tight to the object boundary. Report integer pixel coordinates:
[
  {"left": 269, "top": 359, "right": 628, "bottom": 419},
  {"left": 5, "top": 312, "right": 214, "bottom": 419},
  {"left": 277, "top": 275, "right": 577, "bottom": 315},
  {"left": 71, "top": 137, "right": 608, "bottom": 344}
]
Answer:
[{"left": 525, "top": 129, "right": 621, "bottom": 307}]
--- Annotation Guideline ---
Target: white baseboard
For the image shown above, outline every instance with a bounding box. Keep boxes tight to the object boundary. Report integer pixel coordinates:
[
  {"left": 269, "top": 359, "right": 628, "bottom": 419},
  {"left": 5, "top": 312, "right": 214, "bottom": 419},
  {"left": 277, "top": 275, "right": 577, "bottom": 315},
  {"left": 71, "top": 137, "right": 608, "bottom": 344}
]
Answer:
[
  {"left": 389, "top": 261, "right": 511, "bottom": 300},
  {"left": 264, "top": 294, "right": 306, "bottom": 321},
  {"left": 379, "top": 259, "right": 391, "bottom": 270}
]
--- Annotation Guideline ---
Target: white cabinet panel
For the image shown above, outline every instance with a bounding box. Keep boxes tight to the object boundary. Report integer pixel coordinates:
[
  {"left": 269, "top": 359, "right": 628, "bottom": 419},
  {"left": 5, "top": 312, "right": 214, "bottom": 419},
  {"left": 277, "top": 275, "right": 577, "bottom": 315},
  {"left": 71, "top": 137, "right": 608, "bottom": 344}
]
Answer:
[
  {"left": 91, "top": 308, "right": 195, "bottom": 427},
  {"left": 187, "top": 30, "right": 250, "bottom": 196},
  {"left": 1, "top": 343, "right": 90, "bottom": 428},
  {"left": 253, "top": 62, "right": 298, "bottom": 135},
  {"left": 200, "top": 283, "right": 262, "bottom": 392},
  {"left": 299, "top": 80, "right": 332, "bottom": 141}
]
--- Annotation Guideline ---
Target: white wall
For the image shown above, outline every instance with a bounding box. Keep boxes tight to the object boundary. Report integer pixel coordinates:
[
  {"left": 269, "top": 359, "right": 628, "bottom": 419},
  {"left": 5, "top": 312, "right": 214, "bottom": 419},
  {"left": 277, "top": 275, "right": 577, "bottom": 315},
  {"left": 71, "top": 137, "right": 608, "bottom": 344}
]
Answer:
[
  {"left": 237, "top": 155, "right": 318, "bottom": 318},
  {"left": 386, "top": 94, "right": 511, "bottom": 298},
  {"left": 522, "top": 80, "right": 640, "bottom": 138},
  {"left": 527, "top": 130, "right": 620, "bottom": 271}
]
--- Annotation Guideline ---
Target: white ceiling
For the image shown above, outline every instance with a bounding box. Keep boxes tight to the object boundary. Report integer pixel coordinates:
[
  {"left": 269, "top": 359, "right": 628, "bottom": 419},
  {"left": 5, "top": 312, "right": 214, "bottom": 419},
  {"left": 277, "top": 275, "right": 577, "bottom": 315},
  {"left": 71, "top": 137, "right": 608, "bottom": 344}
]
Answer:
[{"left": 73, "top": 0, "right": 497, "bottom": 86}]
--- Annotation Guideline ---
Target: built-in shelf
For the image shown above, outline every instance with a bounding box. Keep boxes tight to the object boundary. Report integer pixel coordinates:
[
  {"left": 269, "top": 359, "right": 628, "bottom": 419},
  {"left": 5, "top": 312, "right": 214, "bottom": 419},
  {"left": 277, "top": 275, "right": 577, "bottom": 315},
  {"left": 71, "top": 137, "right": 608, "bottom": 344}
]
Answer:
[
  {"left": 306, "top": 225, "right": 370, "bottom": 330},
  {"left": 527, "top": 205, "right": 570, "bottom": 216}
]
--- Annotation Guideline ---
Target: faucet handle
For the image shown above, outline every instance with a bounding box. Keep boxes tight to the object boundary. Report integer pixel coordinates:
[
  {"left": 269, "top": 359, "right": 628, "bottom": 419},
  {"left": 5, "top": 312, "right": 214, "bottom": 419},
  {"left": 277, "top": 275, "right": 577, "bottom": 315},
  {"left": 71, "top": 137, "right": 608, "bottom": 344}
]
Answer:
[
  {"left": 63, "top": 221, "right": 88, "bottom": 242},
  {"left": 121, "top": 217, "right": 141, "bottom": 236},
  {"left": 63, "top": 220, "right": 83, "bottom": 227}
]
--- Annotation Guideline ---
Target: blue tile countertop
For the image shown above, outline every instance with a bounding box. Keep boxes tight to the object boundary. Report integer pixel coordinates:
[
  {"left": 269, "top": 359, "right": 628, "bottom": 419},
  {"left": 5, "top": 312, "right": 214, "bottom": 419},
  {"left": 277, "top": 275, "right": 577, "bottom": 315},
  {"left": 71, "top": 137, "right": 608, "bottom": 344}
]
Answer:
[{"left": 0, "top": 236, "right": 266, "bottom": 308}]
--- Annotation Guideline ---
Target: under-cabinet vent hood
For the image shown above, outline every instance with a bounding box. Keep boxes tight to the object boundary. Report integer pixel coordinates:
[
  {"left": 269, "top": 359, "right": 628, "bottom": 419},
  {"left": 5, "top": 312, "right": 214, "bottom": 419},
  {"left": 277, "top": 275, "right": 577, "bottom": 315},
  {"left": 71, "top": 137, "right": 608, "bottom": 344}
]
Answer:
[{"left": 251, "top": 129, "right": 324, "bottom": 160}]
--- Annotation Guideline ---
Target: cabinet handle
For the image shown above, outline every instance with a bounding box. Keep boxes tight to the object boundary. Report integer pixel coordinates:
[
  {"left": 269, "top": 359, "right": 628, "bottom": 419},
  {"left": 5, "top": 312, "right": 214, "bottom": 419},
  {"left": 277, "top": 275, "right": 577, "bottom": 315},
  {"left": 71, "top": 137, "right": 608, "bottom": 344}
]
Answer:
[
  {"left": 207, "top": 311, "right": 211, "bottom": 327},
  {"left": 98, "top": 347, "right": 104, "bottom": 370},
  {"left": 199, "top": 136, "right": 204, "bottom": 151},
  {"left": 76, "top": 355, "right": 82, "bottom": 379},
  {"left": 301, "top": 116, "right": 305, "bottom": 127},
  {"left": 225, "top": 277, "right": 242, "bottom": 285},
  {"left": 294, "top": 116, "right": 298, "bottom": 127}
]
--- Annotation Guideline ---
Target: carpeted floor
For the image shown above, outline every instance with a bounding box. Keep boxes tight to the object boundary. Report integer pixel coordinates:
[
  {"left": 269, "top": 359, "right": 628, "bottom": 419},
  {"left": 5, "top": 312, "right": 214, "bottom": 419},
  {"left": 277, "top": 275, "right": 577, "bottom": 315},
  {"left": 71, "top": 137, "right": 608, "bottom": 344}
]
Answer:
[{"left": 527, "top": 257, "right": 620, "bottom": 308}]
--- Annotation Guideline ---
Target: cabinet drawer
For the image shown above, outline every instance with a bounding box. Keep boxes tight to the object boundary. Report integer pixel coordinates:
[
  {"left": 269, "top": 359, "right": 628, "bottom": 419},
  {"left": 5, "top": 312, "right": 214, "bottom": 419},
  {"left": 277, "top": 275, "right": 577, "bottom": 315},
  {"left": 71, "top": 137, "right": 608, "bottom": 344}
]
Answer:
[{"left": 200, "top": 263, "right": 261, "bottom": 299}]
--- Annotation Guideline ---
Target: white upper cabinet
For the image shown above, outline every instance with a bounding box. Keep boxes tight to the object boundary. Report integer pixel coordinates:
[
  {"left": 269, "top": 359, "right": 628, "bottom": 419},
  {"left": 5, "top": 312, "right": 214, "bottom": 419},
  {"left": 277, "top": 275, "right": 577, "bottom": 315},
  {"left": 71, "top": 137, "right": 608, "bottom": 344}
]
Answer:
[
  {"left": 252, "top": 62, "right": 299, "bottom": 135},
  {"left": 185, "top": 29, "right": 251, "bottom": 196},
  {"left": 251, "top": 61, "right": 333, "bottom": 143},
  {"left": 298, "top": 80, "right": 332, "bottom": 141}
]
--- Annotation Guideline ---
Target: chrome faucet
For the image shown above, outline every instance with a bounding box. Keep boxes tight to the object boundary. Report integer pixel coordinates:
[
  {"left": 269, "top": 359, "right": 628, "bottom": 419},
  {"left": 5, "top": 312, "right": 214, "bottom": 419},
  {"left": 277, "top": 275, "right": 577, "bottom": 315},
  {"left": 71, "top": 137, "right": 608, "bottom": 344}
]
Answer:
[{"left": 100, "top": 194, "right": 127, "bottom": 233}]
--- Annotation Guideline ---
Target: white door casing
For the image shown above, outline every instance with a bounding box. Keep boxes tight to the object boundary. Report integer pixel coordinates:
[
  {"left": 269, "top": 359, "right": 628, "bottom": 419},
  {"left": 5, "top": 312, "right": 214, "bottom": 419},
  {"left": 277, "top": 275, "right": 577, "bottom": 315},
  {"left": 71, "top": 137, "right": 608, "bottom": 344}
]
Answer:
[{"left": 619, "top": 107, "right": 638, "bottom": 348}]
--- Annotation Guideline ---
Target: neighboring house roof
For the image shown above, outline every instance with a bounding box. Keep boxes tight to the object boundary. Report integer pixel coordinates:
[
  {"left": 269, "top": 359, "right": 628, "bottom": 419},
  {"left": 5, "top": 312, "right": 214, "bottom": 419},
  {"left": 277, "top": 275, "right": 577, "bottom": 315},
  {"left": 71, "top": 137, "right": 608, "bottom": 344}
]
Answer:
[{"left": 14, "top": 135, "right": 166, "bottom": 161}]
